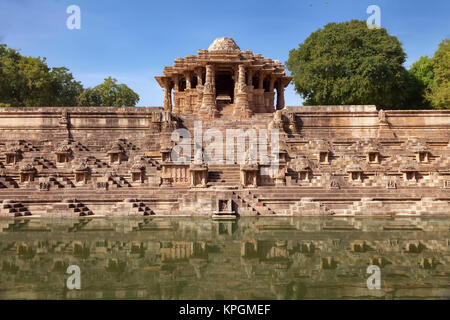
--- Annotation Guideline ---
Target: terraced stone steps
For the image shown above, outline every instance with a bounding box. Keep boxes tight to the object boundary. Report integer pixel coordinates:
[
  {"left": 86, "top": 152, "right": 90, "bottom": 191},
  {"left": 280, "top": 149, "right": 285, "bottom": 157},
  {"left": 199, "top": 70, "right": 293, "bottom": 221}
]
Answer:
[{"left": 0, "top": 200, "right": 31, "bottom": 217}]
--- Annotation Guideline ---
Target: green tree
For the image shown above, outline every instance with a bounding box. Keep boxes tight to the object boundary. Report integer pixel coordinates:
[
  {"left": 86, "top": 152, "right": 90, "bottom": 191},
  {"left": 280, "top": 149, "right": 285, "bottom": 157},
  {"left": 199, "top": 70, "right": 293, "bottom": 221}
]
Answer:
[
  {"left": 428, "top": 39, "right": 450, "bottom": 109},
  {"left": 0, "top": 44, "right": 83, "bottom": 107},
  {"left": 0, "top": 44, "right": 53, "bottom": 106},
  {"left": 1, "top": 44, "right": 139, "bottom": 107},
  {"left": 77, "top": 77, "right": 139, "bottom": 107},
  {"left": 49, "top": 67, "right": 84, "bottom": 106},
  {"left": 286, "top": 20, "right": 410, "bottom": 108},
  {"left": 406, "top": 56, "right": 434, "bottom": 108}
]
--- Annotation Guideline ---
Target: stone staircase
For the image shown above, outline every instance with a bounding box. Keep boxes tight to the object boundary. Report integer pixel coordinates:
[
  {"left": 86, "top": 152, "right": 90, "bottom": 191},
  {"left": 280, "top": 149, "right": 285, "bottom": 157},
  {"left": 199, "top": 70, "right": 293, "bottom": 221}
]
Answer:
[
  {"left": 110, "top": 199, "right": 154, "bottom": 216},
  {"left": 46, "top": 199, "right": 94, "bottom": 217},
  {"left": 32, "top": 157, "right": 57, "bottom": 169},
  {"left": 107, "top": 176, "right": 132, "bottom": 188},
  {"left": 0, "top": 176, "right": 19, "bottom": 188},
  {"left": 0, "top": 200, "right": 31, "bottom": 217},
  {"left": 232, "top": 190, "right": 275, "bottom": 216},
  {"left": 208, "top": 165, "right": 240, "bottom": 186}
]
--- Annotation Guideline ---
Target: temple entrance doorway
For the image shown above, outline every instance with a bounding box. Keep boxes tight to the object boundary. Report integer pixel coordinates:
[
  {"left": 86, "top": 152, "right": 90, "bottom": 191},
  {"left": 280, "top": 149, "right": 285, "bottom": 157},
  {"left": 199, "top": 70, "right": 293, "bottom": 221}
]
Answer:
[{"left": 215, "top": 69, "right": 234, "bottom": 114}]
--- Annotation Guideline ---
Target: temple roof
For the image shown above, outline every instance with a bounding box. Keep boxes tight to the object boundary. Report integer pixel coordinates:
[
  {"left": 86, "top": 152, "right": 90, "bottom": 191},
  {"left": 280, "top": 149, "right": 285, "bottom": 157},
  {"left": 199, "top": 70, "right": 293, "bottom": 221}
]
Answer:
[{"left": 208, "top": 37, "right": 240, "bottom": 52}]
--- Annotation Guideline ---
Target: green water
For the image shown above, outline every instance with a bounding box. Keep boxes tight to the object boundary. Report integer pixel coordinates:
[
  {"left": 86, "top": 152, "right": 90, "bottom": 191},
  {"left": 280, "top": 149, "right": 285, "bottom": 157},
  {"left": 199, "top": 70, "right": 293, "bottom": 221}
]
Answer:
[{"left": 0, "top": 217, "right": 449, "bottom": 300}]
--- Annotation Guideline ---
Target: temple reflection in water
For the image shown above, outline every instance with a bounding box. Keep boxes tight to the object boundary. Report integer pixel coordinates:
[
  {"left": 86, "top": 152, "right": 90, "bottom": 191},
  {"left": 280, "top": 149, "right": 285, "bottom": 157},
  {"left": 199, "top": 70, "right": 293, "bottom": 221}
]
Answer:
[{"left": 0, "top": 217, "right": 449, "bottom": 300}]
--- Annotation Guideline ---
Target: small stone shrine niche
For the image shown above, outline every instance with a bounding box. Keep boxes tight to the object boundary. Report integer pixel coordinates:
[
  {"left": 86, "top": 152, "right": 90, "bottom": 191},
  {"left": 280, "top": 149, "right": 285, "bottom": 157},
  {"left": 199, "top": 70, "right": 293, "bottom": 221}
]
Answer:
[
  {"left": 108, "top": 143, "right": 124, "bottom": 164},
  {"left": 5, "top": 148, "right": 21, "bottom": 164},
  {"left": 74, "top": 163, "right": 89, "bottom": 183},
  {"left": 291, "top": 157, "right": 312, "bottom": 182},
  {"left": 55, "top": 145, "right": 72, "bottom": 163},
  {"left": 401, "top": 164, "right": 419, "bottom": 182},
  {"left": 316, "top": 140, "right": 331, "bottom": 164},
  {"left": 346, "top": 164, "right": 363, "bottom": 182},
  {"left": 367, "top": 151, "right": 380, "bottom": 164},
  {"left": 365, "top": 143, "right": 381, "bottom": 164},
  {"left": 131, "top": 162, "right": 145, "bottom": 183},
  {"left": 19, "top": 164, "right": 36, "bottom": 182},
  {"left": 160, "top": 146, "right": 172, "bottom": 162},
  {"left": 405, "top": 138, "right": 431, "bottom": 163}
]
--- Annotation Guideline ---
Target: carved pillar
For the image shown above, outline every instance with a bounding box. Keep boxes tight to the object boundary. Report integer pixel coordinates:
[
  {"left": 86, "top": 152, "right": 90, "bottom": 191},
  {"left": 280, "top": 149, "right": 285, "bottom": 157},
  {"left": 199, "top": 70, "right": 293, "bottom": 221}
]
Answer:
[
  {"left": 269, "top": 76, "right": 276, "bottom": 92},
  {"left": 195, "top": 68, "right": 203, "bottom": 86},
  {"left": 258, "top": 71, "right": 265, "bottom": 89},
  {"left": 247, "top": 69, "right": 253, "bottom": 86},
  {"left": 185, "top": 71, "right": 192, "bottom": 90},
  {"left": 199, "top": 64, "right": 218, "bottom": 117},
  {"left": 233, "top": 64, "right": 252, "bottom": 117},
  {"left": 276, "top": 81, "right": 285, "bottom": 110},
  {"left": 163, "top": 78, "right": 172, "bottom": 112},
  {"left": 172, "top": 74, "right": 180, "bottom": 113}
]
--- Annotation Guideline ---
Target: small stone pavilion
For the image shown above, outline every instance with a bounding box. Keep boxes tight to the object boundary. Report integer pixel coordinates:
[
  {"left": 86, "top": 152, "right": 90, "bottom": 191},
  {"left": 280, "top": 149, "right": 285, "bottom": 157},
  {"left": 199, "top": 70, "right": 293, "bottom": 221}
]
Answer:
[{"left": 155, "top": 37, "right": 292, "bottom": 118}]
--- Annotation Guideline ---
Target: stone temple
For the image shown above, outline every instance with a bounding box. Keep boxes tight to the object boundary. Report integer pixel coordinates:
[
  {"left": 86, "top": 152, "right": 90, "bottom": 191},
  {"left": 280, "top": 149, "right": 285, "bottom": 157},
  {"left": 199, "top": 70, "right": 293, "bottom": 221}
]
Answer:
[
  {"left": 155, "top": 37, "right": 292, "bottom": 118},
  {"left": 0, "top": 37, "right": 449, "bottom": 218}
]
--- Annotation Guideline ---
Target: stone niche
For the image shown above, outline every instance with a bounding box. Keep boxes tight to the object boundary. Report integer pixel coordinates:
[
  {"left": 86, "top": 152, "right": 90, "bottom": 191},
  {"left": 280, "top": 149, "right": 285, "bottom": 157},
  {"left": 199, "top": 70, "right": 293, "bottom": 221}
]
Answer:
[
  {"left": 130, "top": 163, "right": 145, "bottom": 183},
  {"left": 19, "top": 164, "right": 36, "bottom": 182},
  {"left": 5, "top": 148, "right": 21, "bottom": 165},
  {"left": 401, "top": 165, "right": 419, "bottom": 182},
  {"left": 366, "top": 150, "right": 380, "bottom": 164},
  {"left": 346, "top": 164, "right": 363, "bottom": 182},
  {"left": 416, "top": 150, "right": 430, "bottom": 163},
  {"left": 411, "top": 141, "right": 431, "bottom": 163},
  {"left": 74, "top": 163, "right": 89, "bottom": 184},
  {"left": 189, "top": 163, "right": 208, "bottom": 187},
  {"left": 55, "top": 145, "right": 72, "bottom": 163},
  {"left": 291, "top": 156, "right": 312, "bottom": 183},
  {"left": 213, "top": 199, "right": 234, "bottom": 216},
  {"left": 160, "top": 147, "right": 172, "bottom": 162},
  {"left": 107, "top": 143, "right": 124, "bottom": 164},
  {"left": 240, "top": 164, "right": 259, "bottom": 187}
]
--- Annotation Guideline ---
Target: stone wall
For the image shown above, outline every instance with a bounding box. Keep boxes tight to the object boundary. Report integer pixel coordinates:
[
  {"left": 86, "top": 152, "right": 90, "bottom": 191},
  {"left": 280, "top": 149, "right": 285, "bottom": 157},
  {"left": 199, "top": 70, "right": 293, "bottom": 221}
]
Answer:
[{"left": 0, "top": 106, "right": 448, "bottom": 217}]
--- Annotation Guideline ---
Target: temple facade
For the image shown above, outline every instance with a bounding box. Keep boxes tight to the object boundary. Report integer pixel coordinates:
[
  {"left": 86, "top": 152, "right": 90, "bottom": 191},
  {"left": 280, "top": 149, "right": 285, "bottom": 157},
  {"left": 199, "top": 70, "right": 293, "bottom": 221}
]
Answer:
[{"left": 155, "top": 37, "right": 292, "bottom": 117}]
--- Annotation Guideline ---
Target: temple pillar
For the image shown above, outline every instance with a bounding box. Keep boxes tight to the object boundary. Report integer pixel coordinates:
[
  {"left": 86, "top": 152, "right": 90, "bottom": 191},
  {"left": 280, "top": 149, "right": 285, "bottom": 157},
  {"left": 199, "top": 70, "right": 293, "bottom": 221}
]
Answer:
[
  {"left": 185, "top": 71, "right": 192, "bottom": 89},
  {"left": 233, "top": 64, "right": 252, "bottom": 118},
  {"left": 172, "top": 74, "right": 181, "bottom": 113},
  {"left": 276, "top": 81, "right": 285, "bottom": 110},
  {"left": 195, "top": 68, "right": 203, "bottom": 86},
  {"left": 163, "top": 78, "right": 172, "bottom": 112},
  {"left": 247, "top": 69, "right": 253, "bottom": 86},
  {"left": 258, "top": 71, "right": 265, "bottom": 89},
  {"left": 199, "top": 64, "right": 218, "bottom": 118}
]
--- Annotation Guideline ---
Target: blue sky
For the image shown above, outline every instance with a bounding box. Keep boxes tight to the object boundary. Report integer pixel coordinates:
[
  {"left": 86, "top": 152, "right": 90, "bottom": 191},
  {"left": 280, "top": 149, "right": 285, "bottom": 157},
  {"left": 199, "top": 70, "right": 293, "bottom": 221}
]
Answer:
[{"left": 1, "top": 0, "right": 449, "bottom": 106}]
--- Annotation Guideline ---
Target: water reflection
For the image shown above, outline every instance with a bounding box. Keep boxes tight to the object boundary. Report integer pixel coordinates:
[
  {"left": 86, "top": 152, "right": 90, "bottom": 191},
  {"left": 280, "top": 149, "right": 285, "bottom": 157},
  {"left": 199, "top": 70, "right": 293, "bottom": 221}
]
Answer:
[{"left": 0, "top": 217, "right": 449, "bottom": 300}]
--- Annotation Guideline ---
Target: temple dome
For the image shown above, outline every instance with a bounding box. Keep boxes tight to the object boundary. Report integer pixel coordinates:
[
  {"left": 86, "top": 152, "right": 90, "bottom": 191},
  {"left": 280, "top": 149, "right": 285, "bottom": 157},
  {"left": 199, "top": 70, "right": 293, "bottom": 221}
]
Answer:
[{"left": 208, "top": 37, "right": 240, "bottom": 52}]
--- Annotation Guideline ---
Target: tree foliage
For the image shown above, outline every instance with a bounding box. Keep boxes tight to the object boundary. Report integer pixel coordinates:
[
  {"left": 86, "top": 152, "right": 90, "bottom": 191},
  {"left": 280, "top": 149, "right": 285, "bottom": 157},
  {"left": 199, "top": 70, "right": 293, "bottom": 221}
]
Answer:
[
  {"left": 0, "top": 44, "right": 139, "bottom": 107},
  {"left": 77, "top": 77, "right": 140, "bottom": 107},
  {"left": 405, "top": 56, "right": 434, "bottom": 109},
  {"left": 286, "top": 20, "right": 410, "bottom": 108},
  {"left": 428, "top": 39, "right": 450, "bottom": 109}
]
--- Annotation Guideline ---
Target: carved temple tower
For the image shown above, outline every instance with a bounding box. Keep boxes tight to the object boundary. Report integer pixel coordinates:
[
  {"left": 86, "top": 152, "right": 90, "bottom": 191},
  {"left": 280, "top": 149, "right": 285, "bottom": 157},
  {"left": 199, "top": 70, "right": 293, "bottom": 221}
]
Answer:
[{"left": 155, "top": 37, "right": 292, "bottom": 118}]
